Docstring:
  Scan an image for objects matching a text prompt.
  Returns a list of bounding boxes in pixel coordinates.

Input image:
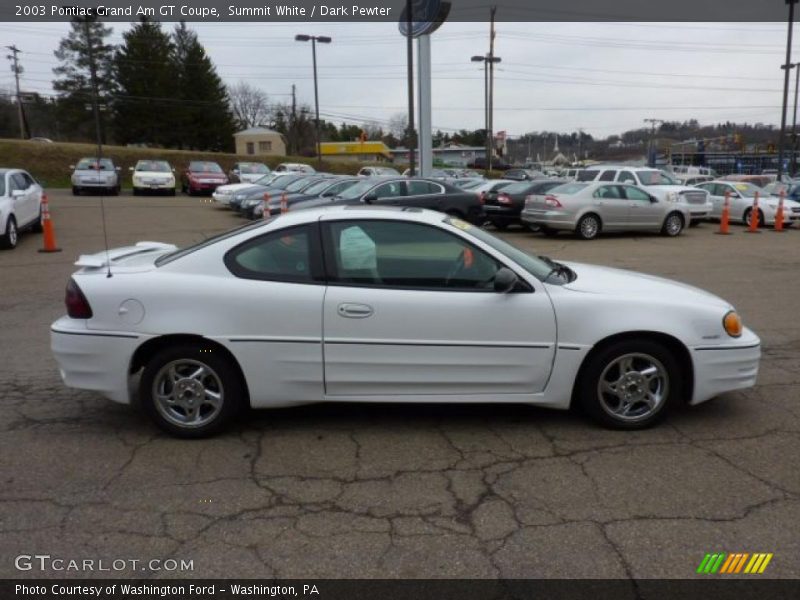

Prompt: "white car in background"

[0,168,43,249]
[51,207,759,437]
[578,166,712,225]
[275,162,316,174]
[229,162,271,184]
[212,172,286,206]
[130,160,176,196]
[695,180,800,227]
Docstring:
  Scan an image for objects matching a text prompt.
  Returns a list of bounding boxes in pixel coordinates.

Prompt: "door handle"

[337,303,374,318]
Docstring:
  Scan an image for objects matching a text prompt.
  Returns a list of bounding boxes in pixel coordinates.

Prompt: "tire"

[743,207,765,228]
[541,226,559,237]
[491,220,508,230]
[661,212,684,237]
[576,213,601,240]
[139,343,245,438]
[0,216,18,250]
[576,338,680,430]
[72,186,80,196]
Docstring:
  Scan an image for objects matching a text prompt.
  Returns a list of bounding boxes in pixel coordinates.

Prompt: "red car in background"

[180,161,228,195]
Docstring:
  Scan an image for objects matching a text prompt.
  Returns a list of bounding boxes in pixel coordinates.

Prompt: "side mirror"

[650,195,659,203]
[493,267,519,294]
[11,190,25,198]
[363,193,378,204]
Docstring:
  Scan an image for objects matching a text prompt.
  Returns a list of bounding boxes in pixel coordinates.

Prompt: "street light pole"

[778,0,798,181]
[791,62,800,176]
[471,54,500,175]
[295,34,331,168]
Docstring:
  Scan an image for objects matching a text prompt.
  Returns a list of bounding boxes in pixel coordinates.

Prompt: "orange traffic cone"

[280,192,289,214]
[745,191,761,233]
[262,192,270,220]
[38,193,62,253]
[774,190,786,233]
[716,191,732,235]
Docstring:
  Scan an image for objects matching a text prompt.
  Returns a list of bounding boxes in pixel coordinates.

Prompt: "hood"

[216,182,259,195]
[190,171,226,179]
[562,262,729,309]
[645,184,704,194]
[134,170,173,178]
[240,173,269,182]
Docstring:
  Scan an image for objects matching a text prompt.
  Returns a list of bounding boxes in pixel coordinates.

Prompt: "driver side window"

[372,182,404,199]
[325,220,500,291]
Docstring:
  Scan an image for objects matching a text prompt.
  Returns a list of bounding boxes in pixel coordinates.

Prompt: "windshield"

[731,182,766,198]
[76,158,114,170]
[240,163,270,174]
[549,182,589,195]
[576,170,599,182]
[285,177,320,193]
[338,179,378,200]
[639,171,677,186]
[446,217,561,283]
[189,161,223,173]
[304,179,338,195]
[135,160,170,172]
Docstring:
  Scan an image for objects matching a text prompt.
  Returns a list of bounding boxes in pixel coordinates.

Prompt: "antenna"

[82,17,112,278]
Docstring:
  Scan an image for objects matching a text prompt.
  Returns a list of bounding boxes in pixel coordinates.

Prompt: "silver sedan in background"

[521,181,692,240]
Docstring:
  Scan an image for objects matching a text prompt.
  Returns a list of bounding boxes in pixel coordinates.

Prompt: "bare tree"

[228,81,271,129]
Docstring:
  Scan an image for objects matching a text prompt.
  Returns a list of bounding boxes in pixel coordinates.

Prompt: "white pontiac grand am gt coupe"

[50,207,760,438]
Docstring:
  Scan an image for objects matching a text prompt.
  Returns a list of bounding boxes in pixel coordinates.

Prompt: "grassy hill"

[0,139,366,189]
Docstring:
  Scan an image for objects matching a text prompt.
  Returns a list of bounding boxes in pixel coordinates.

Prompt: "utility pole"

[290,84,297,154]
[644,118,664,167]
[488,6,497,170]
[790,63,800,176]
[5,45,24,139]
[779,0,798,181]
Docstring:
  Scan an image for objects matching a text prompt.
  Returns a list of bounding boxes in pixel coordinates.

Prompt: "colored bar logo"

[697,552,773,574]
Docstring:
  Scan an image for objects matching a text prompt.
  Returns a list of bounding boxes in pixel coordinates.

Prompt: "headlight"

[234,193,246,201]
[723,311,743,338]
[668,192,680,202]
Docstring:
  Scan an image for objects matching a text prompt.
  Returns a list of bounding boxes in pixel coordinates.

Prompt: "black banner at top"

[3,0,800,23]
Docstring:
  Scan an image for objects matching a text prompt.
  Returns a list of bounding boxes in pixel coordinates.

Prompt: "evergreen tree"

[53,17,114,142]
[113,18,175,146]
[170,22,235,151]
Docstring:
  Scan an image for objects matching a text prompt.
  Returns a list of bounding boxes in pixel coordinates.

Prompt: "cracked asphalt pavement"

[1,190,798,579]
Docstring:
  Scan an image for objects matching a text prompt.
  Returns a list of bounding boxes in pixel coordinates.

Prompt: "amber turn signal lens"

[723,311,742,338]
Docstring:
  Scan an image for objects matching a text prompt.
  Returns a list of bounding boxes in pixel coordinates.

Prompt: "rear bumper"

[50,317,141,404]
[690,329,761,405]
[520,208,575,230]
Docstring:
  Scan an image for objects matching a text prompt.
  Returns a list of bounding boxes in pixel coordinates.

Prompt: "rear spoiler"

[75,241,177,268]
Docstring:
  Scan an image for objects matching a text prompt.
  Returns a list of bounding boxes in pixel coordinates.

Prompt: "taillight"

[65,279,93,319]
[497,193,513,205]
[545,195,562,208]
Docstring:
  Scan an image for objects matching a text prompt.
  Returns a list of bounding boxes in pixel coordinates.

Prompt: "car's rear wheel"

[0,216,18,249]
[661,212,684,237]
[140,344,244,438]
[743,207,765,228]
[577,339,680,430]
[576,214,601,240]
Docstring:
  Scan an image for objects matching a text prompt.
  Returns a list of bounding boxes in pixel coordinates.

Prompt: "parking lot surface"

[1,189,798,579]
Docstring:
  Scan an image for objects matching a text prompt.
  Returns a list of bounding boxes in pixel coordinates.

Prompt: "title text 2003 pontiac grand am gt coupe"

[51,207,760,438]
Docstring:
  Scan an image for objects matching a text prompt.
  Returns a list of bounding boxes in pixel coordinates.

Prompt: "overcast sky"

[0,20,795,140]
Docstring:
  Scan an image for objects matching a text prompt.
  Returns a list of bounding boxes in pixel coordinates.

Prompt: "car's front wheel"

[0,216,18,249]
[140,344,245,438]
[576,339,680,429]
[661,212,684,237]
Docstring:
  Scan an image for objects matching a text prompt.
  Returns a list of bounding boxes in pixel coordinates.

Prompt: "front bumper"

[690,328,760,405]
[50,317,142,404]
[133,180,174,191]
[74,180,117,189]
[212,191,234,205]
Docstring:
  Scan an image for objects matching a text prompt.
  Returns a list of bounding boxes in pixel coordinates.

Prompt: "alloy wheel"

[597,353,669,422]
[152,359,224,428]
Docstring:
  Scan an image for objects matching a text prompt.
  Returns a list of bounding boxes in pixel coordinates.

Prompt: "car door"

[403,180,445,209]
[320,217,557,398]
[9,172,34,226]
[366,180,407,205]
[592,184,629,229]
[623,185,662,229]
[222,223,327,405]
